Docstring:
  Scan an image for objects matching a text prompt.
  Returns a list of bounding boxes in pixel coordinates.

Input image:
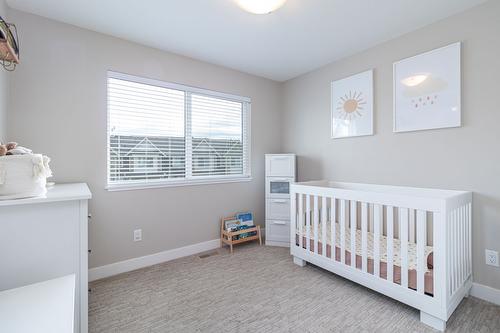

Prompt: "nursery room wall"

[282,0,500,290]
[0,0,8,140]
[7,9,282,270]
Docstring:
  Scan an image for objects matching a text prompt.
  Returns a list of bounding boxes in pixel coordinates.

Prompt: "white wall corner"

[470,282,500,306]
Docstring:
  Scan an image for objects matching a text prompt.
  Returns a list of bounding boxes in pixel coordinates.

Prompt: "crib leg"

[420,311,446,331]
[293,256,306,267]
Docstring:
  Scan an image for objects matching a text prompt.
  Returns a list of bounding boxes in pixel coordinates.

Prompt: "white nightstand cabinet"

[0,183,92,333]
[265,154,296,247]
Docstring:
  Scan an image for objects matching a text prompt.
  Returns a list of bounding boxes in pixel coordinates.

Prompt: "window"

[107,71,251,189]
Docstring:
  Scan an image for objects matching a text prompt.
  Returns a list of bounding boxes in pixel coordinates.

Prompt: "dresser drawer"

[266,220,290,242]
[265,155,295,177]
[266,198,290,220]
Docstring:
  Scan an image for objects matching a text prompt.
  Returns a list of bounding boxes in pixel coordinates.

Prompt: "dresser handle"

[272,199,287,203]
[273,221,287,225]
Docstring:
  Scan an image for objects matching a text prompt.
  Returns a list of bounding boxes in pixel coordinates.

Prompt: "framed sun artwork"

[393,42,461,133]
[331,70,374,139]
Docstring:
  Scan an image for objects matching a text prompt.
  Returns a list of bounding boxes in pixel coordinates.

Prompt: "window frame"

[106,71,252,191]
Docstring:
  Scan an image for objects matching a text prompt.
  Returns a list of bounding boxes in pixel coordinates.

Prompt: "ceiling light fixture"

[235,0,288,14]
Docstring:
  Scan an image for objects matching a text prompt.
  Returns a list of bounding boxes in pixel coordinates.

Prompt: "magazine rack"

[220,216,262,253]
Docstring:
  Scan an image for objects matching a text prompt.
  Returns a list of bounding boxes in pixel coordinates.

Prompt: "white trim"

[106,176,252,191]
[107,70,251,103]
[89,238,220,281]
[470,282,500,306]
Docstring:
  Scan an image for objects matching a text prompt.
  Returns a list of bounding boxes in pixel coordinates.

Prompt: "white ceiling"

[7,0,487,81]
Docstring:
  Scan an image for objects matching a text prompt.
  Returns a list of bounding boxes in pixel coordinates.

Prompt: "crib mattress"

[297,222,433,271]
[296,222,434,295]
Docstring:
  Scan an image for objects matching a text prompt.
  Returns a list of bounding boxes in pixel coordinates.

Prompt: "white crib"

[290,181,472,331]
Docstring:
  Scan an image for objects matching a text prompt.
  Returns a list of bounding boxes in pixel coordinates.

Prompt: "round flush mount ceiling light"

[235,0,288,14]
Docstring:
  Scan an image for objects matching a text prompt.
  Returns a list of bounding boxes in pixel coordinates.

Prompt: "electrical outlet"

[485,249,499,267]
[134,229,142,242]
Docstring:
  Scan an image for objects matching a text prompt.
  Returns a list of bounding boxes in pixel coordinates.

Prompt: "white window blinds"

[107,71,251,189]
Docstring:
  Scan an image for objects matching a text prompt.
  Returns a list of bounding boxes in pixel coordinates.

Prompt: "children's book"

[224,218,242,231]
[235,212,254,227]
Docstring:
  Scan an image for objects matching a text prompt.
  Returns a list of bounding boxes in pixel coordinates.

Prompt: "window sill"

[106,176,253,192]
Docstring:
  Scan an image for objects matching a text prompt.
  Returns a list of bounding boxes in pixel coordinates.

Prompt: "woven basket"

[0,154,52,200]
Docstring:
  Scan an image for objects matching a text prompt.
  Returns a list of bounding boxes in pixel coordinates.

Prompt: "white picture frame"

[393,42,461,133]
[331,70,374,139]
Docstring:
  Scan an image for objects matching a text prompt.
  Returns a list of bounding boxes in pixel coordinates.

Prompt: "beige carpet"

[89,243,500,333]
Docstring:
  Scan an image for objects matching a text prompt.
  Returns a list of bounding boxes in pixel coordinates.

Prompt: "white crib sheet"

[297,222,433,272]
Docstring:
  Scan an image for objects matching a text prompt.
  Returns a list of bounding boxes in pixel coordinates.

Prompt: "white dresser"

[0,183,92,333]
[265,154,296,247]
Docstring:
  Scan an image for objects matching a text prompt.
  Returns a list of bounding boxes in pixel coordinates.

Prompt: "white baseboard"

[89,238,220,281]
[470,282,500,306]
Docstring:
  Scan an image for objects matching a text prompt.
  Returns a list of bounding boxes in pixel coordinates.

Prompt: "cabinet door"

[266,220,290,242]
[266,155,295,177]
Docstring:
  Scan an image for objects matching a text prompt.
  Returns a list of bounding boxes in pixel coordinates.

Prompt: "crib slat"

[456,208,460,291]
[459,206,465,285]
[291,192,296,248]
[374,204,382,278]
[416,210,426,294]
[450,212,453,296]
[467,203,472,275]
[409,209,416,243]
[361,203,368,273]
[457,208,461,289]
[369,204,374,233]
[450,209,455,294]
[465,205,469,278]
[457,207,461,287]
[452,209,458,293]
[313,196,319,254]
[387,206,394,283]
[350,201,357,268]
[306,195,311,252]
[463,206,466,280]
[461,206,466,284]
[340,200,346,264]
[322,196,327,257]
[331,197,336,260]
[400,208,409,289]
[298,194,303,249]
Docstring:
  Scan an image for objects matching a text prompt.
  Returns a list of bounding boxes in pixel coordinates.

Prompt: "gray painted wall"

[0,0,8,141]
[7,9,282,268]
[282,0,500,289]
